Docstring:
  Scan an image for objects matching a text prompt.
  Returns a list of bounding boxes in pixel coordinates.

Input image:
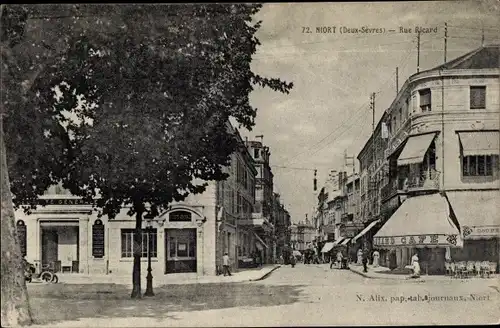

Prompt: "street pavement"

[28,263,499,327]
[53,265,280,286]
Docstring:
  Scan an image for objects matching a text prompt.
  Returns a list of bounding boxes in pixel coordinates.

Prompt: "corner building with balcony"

[373,45,500,274]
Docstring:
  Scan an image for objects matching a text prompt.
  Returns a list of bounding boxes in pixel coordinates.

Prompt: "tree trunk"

[130,205,144,299]
[0,121,33,326]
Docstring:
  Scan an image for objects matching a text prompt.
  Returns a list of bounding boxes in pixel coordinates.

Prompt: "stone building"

[370,45,499,274]
[15,123,257,277]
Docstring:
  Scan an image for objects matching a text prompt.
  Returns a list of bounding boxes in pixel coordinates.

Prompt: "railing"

[406,169,440,190]
[381,169,440,200]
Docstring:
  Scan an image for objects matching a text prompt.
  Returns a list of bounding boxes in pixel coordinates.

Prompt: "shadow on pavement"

[28,282,306,325]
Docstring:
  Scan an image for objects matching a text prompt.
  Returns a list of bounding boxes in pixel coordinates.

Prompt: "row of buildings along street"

[311,44,499,275]
[15,122,292,277]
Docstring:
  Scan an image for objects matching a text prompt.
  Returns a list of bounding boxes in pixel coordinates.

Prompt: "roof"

[431,45,500,71]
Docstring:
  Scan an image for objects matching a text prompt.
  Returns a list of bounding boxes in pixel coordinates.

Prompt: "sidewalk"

[349,263,499,282]
[54,265,280,286]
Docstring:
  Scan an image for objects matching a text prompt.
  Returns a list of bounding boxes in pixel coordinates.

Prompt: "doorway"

[40,224,79,273]
[165,228,197,274]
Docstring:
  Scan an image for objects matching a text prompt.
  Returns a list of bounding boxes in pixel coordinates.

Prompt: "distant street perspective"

[1,2,499,328]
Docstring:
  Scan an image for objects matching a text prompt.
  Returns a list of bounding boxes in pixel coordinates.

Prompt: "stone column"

[79,217,90,274]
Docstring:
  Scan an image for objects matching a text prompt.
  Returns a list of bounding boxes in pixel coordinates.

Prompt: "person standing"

[372,250,380,268]
[357,248,363,265]
[362,252,368,273]
[410,252,420,278]
[223,252,232,276]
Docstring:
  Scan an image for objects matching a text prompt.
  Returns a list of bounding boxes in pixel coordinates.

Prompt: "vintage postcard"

[1,2,499,327]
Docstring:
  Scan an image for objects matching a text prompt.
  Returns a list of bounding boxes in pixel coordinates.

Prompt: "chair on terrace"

[465,261,475,279]
[473,261,482,277]
[487,262,497,278]
[450,262,457,278]
[456,261,466,279]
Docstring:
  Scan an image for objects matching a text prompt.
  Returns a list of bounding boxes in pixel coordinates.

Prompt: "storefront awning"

[457,131,499,156]
[373,193,461,248]
[397,133,437,166]
[332,238,345,246]
[341,238,351,245]
[254,233,269,249]
[321,242,335,253]
[446,190,500,240]
[352,220,380,243]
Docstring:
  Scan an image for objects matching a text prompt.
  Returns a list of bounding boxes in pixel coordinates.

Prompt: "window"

[462,155,495,176]
[470,86,486,109]
[169,235,196,258]
[419,89,431,112]
[121,229,157,258]
[254,148,260,159]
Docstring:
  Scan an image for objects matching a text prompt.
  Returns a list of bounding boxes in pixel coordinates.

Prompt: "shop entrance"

[165,228,197,274]
[40,222,79,273]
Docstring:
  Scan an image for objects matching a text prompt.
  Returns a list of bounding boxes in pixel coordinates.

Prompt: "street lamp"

[144,213,154,297]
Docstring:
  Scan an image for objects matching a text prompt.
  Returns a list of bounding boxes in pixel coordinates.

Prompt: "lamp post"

[144,214,154,297]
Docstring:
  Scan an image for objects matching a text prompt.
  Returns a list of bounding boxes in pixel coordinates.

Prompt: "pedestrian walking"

[336,250,343,269]
[223,252,232,276]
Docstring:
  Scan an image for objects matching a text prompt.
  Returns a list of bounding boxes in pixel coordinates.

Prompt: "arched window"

[169,211,192,222]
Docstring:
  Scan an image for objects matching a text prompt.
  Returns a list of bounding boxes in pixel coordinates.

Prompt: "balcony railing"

[382,169,440,201]
[406,169,440,190]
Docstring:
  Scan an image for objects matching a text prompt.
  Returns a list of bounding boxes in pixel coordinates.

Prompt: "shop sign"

[41,198,90,206]
[385,131,409,158]
[462,225,500,239]
[374,234,460,247]
[92,219,105,258]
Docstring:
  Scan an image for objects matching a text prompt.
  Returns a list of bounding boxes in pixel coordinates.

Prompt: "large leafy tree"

[3,3,293,301]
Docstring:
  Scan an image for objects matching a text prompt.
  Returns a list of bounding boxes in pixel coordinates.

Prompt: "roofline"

[357,45,500,161]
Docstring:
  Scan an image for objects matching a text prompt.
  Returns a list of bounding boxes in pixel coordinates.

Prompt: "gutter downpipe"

[440,69,445,192]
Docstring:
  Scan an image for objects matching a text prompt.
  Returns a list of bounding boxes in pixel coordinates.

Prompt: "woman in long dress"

[411,253,421,277]
[372,250,380,268]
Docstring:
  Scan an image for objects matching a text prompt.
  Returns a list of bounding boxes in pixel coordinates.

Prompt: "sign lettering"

[373,234,461,247]
[41,198,90,206]
[92,219,105,258]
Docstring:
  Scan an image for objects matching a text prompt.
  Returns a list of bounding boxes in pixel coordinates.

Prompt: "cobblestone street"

[29,264,499,327]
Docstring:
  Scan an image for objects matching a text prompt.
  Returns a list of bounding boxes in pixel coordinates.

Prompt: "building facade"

[15,123,258,277]
[272,193,291,259]
[290,219,316,252]
[244,139,276,263]
[370,45,500,274]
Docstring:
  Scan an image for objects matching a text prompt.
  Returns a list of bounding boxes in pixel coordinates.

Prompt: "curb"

[249,265,281,282]
[348,267,401,280]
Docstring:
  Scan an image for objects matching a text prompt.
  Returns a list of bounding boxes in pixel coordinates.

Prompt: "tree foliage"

[3,4,293,298]
[6,4,292,215]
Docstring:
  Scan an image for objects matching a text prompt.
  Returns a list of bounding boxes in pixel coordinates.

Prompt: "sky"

[237,1,500,223]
